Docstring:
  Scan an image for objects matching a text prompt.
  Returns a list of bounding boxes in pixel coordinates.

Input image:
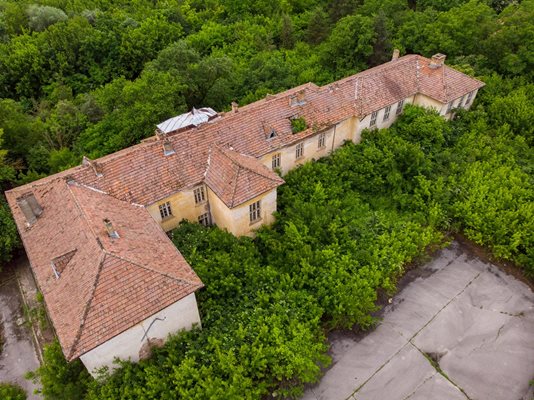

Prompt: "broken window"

[159,201,172,219]
[249,200,261,223]
[194,186,206,204]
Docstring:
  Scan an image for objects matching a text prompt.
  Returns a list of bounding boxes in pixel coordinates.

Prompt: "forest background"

[0,0,532,398]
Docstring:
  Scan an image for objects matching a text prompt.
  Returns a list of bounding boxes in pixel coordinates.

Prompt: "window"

[370,111,378,127]
[159,202,172,219]
[318,132,326,148]
[194,186,206,204]
[249,200,261,223]
[198,212,211,227]
[295,142,304,159]
[458,95,465,107]
[272,153,281,169]
[466,91,474,105]
[396,99,404,115]
[383,105,391,121]
[447,101,453,113]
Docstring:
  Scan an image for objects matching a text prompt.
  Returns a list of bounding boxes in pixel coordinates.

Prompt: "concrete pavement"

[0,262,41,399]
[303,241,534,400]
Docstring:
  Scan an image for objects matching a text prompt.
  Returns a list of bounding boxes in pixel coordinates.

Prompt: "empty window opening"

[194,186,206,204]
[396,99,404,115]
[383,105,391,121]
[159,202,172,219]
[198,212,212,227]
[272,153,281,169]
[295,142,304,159]
[318,133,326,148]
[249,200,261,223]
[370,111,378,127]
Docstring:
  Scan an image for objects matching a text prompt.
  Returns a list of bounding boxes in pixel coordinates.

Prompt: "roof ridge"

[66,181,103,250]
[67,251,106,360]
[230,163,241,208]
[222,147,282,183]
[103,251,202,288]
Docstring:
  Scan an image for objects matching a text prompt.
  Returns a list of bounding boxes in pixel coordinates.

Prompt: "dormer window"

[267,128,277,139]
[17,193,43,227]
[51,249,77,279]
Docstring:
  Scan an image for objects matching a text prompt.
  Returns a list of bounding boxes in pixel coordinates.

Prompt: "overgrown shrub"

[0,382,26,400]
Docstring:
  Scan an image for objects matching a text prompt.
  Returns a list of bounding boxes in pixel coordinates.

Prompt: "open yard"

[304,241,534,400]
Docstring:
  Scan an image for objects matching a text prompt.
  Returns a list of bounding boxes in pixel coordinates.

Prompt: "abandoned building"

[5,52,484,375]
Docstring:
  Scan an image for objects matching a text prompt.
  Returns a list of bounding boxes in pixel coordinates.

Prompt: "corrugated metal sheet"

[157,107,217,133]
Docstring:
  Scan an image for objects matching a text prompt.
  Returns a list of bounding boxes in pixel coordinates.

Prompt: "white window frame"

[318,132,326,148]
[272,153,281,169]
[296,142,304,159]
[458,95,465,108]
[249,200,261,223]
[447,101,453,113]
[396,99,404,115]
[194,186,206,204]
[159,201,172,219]
[383,105,391,121]
[198,212,211,227]
[370,111,378,127]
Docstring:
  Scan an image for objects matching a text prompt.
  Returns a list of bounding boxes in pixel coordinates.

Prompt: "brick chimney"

[429,53,446,69]
[231,101,239,113]
[82,156,103,177]
[162,138,175,156]
[392,49,400,61]
[103,218,120,239]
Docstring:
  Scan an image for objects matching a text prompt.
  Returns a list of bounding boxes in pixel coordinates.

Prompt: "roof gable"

[205,146,284,208]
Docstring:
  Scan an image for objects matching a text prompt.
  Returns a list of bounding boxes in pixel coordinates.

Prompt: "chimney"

[429,53,446,69]
[103,218,120,239]
[392,49,400,61]
[17,193,42,226]
[82,156,103,177]
[231,101,239,113]
[163,138,175,156]
[290,90,306,107]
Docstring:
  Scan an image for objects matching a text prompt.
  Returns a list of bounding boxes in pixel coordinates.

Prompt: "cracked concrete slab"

[303,241,534,400]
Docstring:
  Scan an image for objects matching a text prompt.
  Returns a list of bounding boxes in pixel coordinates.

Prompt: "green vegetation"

[2,0,532,397]
[0,382,26,400]
[290,117,307,134]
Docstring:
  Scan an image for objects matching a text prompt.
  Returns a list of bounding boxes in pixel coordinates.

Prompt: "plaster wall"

[80,293,201,376]
[147,185,209,231]
[355,95,416,137]
[208,188,277,237]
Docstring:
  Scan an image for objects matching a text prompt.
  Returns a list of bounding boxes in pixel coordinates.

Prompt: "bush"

[0,382,26,400]
[27,5,68,32]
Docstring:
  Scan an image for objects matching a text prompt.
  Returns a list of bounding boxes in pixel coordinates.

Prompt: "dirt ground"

[303,240,534,400]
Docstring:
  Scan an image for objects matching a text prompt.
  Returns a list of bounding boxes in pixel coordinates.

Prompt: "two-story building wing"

[5,52,484,374]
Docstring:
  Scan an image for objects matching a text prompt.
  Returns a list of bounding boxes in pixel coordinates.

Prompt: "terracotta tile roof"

[10,54,483,209]
[4,54,483,360]
[5,179,203,360]
[205,146,284,208]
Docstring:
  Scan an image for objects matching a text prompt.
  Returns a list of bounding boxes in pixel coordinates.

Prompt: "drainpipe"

[331,124,337,154]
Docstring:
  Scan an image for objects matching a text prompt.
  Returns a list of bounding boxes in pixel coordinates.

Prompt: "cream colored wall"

[356,95,416,137]
[414,93,446,115]
[259,118,356,176]
[80,293,201,377]
[208,188,277,237]
[147,185,210,231]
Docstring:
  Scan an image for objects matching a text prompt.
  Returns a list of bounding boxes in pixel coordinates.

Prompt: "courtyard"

[303,241,534,400]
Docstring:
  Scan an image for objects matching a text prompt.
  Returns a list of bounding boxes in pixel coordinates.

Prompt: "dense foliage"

[0,382,26,400]
[3,0,532,397]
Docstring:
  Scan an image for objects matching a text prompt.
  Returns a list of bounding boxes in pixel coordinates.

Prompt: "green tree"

[0,382,26,400]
